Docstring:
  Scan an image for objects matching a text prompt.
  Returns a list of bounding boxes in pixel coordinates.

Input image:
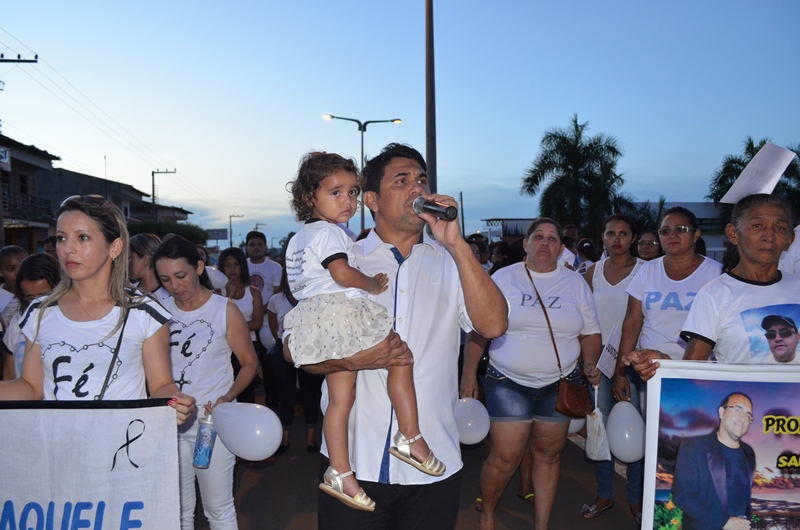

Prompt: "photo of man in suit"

[672,392,756,530]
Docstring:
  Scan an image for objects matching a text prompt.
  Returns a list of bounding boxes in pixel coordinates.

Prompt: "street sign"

[206,228,227,240]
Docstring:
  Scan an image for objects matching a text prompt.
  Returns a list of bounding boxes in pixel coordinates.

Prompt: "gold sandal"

[388,432,445,476]
[319,466,376,512]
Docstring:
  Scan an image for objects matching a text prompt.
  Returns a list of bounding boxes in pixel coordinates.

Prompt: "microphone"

[412,196,458,221]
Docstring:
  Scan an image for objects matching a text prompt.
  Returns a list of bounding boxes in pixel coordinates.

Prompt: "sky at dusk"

[2,1,798,247]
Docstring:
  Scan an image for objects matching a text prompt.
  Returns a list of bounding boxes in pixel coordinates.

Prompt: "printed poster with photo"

[643,361,800,530]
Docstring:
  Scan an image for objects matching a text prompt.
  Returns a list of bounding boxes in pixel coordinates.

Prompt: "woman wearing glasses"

[614,207,721,401]
[0,195,195,422]
[636,230,662,261]
[626,194,800,379]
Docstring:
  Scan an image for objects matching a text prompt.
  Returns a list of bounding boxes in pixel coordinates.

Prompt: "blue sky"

[2,1,798,247]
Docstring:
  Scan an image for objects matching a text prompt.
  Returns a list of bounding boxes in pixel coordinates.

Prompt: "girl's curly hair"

[290,151,358,221]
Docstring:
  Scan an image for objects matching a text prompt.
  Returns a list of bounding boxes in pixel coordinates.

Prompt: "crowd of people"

[0,142,797,530]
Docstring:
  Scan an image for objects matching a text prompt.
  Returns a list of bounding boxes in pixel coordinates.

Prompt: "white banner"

[0,400,179,529]
[643,361,800,530]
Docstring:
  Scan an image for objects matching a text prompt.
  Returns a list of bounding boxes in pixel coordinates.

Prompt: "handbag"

[523,266,593,418]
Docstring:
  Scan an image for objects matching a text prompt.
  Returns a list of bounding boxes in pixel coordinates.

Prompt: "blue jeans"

[483,363,582,422]
[589,367,645,503]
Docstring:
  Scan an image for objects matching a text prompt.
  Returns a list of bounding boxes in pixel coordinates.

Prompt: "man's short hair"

[720,392,752,409]
[761,315,797,332]
[361,143,426,195]
[245,231,266,245]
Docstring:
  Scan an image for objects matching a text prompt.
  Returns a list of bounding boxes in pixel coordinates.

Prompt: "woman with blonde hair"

[0,195,194,419]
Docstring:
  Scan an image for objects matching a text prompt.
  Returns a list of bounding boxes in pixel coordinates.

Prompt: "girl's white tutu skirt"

[284,292,394,367]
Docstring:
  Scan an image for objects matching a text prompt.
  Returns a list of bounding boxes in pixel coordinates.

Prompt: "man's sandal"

[388,432,446,476]
[319,466,376,512]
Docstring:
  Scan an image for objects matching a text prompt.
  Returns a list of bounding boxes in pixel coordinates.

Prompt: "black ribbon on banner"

[111,419,145,471]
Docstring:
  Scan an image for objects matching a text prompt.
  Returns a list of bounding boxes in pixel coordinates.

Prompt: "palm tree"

[617,196,667,233]
[521,114,626,243]
[707,137,800,219]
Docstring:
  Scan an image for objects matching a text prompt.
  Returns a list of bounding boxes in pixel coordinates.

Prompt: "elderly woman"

[627,194,800,381]
[461,218,601,530]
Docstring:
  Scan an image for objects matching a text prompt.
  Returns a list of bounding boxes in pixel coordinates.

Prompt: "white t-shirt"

[681,271,800,364]
[626,256,721,359]
[0,290,19,328]
[489,262,601,388]
[161,293,233,431]
[3,311,24,378]
[20,298,171,401]
[592,257,644,344]
[778,226,800,275]
[285,220,365,300]
[132,281,170,302]
[320,230,474,486]
[247,257,281,300]
[266,292,295,339]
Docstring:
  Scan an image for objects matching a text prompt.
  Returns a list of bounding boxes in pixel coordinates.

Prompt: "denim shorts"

[483,363,583,423]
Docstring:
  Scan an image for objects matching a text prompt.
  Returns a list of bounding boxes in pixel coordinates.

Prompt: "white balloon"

[213,402,283,461]
[568,417,586,434]
[606,401,645,463]
[454,398,490,445]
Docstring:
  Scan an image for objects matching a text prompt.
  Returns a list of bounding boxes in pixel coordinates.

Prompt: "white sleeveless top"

[592,257,644,344]
[231,286,256,341]
[162,293,233,431]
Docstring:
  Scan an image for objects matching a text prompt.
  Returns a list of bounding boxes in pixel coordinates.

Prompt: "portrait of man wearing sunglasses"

[761,315,799,364]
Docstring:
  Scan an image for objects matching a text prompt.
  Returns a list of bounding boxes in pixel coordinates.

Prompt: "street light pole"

[323,114,401,232]
[229,214,243,248]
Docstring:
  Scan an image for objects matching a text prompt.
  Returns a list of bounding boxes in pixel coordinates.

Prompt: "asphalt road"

[195,418,638,530]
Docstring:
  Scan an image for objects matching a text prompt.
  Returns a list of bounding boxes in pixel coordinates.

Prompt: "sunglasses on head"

[60,194,109,208]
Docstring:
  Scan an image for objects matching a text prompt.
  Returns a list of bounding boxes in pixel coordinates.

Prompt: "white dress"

[283,220,393,367]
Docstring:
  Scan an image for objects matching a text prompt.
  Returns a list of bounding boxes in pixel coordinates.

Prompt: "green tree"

[707,137,800,221]
[521,114,628,244]
[617,195,667,233]
[127,220,208,244]
[267,231,295,261]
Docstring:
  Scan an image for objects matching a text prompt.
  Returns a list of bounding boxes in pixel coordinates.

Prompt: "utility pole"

[229,214,243,248]
[0,54,39,247]
[0,54,39,64]
[151,169,176,220]
[254,222,267,232]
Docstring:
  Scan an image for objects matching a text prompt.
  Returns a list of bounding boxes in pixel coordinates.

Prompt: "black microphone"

[412,196,458,221]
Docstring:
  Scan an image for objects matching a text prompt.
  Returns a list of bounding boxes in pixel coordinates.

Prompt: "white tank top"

[231,286,256,341]
[592,257,644,344]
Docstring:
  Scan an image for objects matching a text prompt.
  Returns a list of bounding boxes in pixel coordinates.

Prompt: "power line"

[0,27,246,213]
